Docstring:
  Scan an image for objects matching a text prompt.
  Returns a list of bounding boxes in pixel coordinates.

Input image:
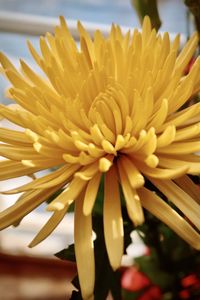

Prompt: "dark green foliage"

[55,244,76,262]
[54,178,200,300]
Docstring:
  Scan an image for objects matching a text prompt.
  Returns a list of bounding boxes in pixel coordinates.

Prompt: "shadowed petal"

[138,187,200,250]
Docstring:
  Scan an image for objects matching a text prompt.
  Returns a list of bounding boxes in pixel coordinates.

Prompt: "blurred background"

[0,1,196,299]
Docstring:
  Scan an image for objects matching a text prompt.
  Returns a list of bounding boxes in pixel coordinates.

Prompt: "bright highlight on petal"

[0,15,200,299]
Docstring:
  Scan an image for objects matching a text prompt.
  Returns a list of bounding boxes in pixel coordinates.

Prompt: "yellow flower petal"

[175,123,200,142]
[147,99,168,129]
[119,156,144,189]
[33,142,64,158]
[3,164,79,194]
[47,177,87,211]
[157,125,176,148]
[104,166,124,270]
[174,175,200,205]
[99,155,113,172]
[0,144,40,161]
[83,172,102,216]
[0,51,18,73]
[138,187,200,250]
[150,178,200,230]
[74,191,95,300]
[157,141,200,155]
[21,157,63,169]
[0,127,32,145]
[175,32,198,74]
[29,207,68,247]
[75,161,99,180]
[0,160,39,180]
[157,102,200,133]
[158,154,200,175]
[136,161,188,179]
[118,161,144,226]
[0,185,63,230]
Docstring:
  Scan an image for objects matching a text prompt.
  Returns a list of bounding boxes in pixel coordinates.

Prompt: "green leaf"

[93,214,122,300]
[70,290,83,300]
[135,254,174,291]
[131,0,161,30]
[71,275,81,290]
[92,175,104,216]
[122,289,146,300]
[46,188,64,204]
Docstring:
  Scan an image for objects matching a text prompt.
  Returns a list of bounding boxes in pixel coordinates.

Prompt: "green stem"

[131,0,161,30]
[93,215,122,300]
[148,219,169,270]
[184,0,200,53]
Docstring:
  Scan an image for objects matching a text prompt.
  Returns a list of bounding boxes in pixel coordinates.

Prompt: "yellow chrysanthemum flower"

[0,16,200,299]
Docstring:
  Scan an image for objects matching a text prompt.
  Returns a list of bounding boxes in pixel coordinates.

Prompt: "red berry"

[138,285,162,300]
[179,289,190,299]
[121,267,150,292]
[181,274,199,288]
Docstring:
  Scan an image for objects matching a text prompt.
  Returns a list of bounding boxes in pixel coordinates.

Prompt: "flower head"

[0,16,200,299]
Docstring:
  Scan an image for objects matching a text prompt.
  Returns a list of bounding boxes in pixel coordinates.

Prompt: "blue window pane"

[0,0,188,34]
